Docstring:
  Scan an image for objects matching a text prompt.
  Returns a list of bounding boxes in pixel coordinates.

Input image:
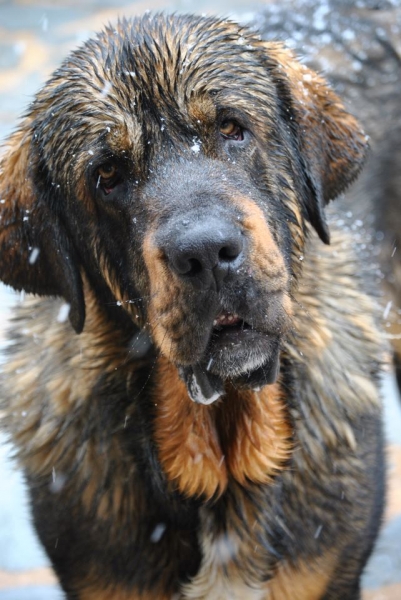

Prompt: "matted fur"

[0,13,385,600]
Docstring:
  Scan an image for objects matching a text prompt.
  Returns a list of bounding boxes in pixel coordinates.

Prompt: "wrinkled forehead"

[96,16,270,93]
[51,18,276,116]
[32,16,278,167]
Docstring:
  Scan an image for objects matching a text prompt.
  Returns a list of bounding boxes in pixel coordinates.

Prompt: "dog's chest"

[182,572,265,600]
[179,517,334,600]
[181,545,266,600]
[179,509,268,600]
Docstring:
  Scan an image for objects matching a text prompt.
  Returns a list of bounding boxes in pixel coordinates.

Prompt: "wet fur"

[258,0,401,394]
[0,13,385,600]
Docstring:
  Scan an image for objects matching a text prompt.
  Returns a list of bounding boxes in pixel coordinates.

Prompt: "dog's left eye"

[98,163,117,179]
[220,120,244,141]
[95,163,120,195]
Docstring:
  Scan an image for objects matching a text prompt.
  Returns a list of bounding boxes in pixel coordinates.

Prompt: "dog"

[0,13,385,600]
[257,0,401,394]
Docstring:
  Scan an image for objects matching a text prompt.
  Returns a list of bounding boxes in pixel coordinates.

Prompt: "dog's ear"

[260,42,368,244]
[0,125,85,332]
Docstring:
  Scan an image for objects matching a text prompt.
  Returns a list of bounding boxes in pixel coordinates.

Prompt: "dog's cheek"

[238,199,293,324]
[141,231,210,362]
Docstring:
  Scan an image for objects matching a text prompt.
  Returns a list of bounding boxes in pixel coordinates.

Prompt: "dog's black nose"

[165,219,245,290]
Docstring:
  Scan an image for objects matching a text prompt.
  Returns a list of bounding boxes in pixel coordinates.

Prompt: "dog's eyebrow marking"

[187,95,217,125]
[87,118,143,170]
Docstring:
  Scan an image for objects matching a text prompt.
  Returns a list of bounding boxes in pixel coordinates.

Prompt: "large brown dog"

[0,14,385,600]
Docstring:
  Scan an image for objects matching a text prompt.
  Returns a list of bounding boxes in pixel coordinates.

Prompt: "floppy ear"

[0,125,85,332]
[261,42,368,244]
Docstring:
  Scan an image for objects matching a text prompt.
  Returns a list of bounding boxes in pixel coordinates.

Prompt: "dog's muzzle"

[150,211,287,405]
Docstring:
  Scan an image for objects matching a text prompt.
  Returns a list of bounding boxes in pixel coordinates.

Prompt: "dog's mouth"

[178,309,281,406]
[213,312,242,328]
[212,311,250,340]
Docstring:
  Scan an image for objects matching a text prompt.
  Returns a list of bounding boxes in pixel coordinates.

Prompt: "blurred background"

[0,0,400,598]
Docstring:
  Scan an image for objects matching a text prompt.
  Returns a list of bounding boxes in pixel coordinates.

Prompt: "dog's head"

[0,15,367,403]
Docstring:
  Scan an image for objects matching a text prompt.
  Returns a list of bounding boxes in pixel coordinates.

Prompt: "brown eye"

[98,163,117,180]
[96,162,120,195]
[220,120,244,141]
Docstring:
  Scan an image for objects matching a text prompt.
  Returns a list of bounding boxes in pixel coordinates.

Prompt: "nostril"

[218,245,241,262]
[174,255,203,277]
[186,258,203,277]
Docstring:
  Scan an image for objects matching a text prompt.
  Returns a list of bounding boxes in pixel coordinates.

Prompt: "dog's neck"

[154,357,292,501]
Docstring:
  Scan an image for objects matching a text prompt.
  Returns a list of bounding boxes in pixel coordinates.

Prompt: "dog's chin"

[178,327,281,405]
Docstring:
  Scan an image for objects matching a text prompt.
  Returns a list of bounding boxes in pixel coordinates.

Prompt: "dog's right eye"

[95,163,120,195]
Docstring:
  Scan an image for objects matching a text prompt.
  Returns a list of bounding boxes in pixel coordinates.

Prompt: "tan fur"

[142,231,185,359]
[214,384,292,486]
[154,358,228,500]
[267,553,337,600]
[240,199,290,291]
[155,359,292,500]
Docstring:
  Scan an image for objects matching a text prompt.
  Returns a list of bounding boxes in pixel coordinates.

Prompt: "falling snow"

[383,301,393,320]
[40,14,48,33]
[57,303,71,323]
[314,524,323,539]
[150,523,166,543]
[101,81,112,97]
[28,247,40,265]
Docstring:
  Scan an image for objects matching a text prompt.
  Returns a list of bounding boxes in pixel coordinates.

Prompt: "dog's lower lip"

[211,322,260,346]
[212,323,250,343]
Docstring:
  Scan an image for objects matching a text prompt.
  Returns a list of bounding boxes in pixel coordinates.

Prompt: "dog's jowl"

[0,14,385,600]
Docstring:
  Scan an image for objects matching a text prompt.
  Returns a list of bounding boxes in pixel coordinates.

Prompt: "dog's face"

[0,15,366,403]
